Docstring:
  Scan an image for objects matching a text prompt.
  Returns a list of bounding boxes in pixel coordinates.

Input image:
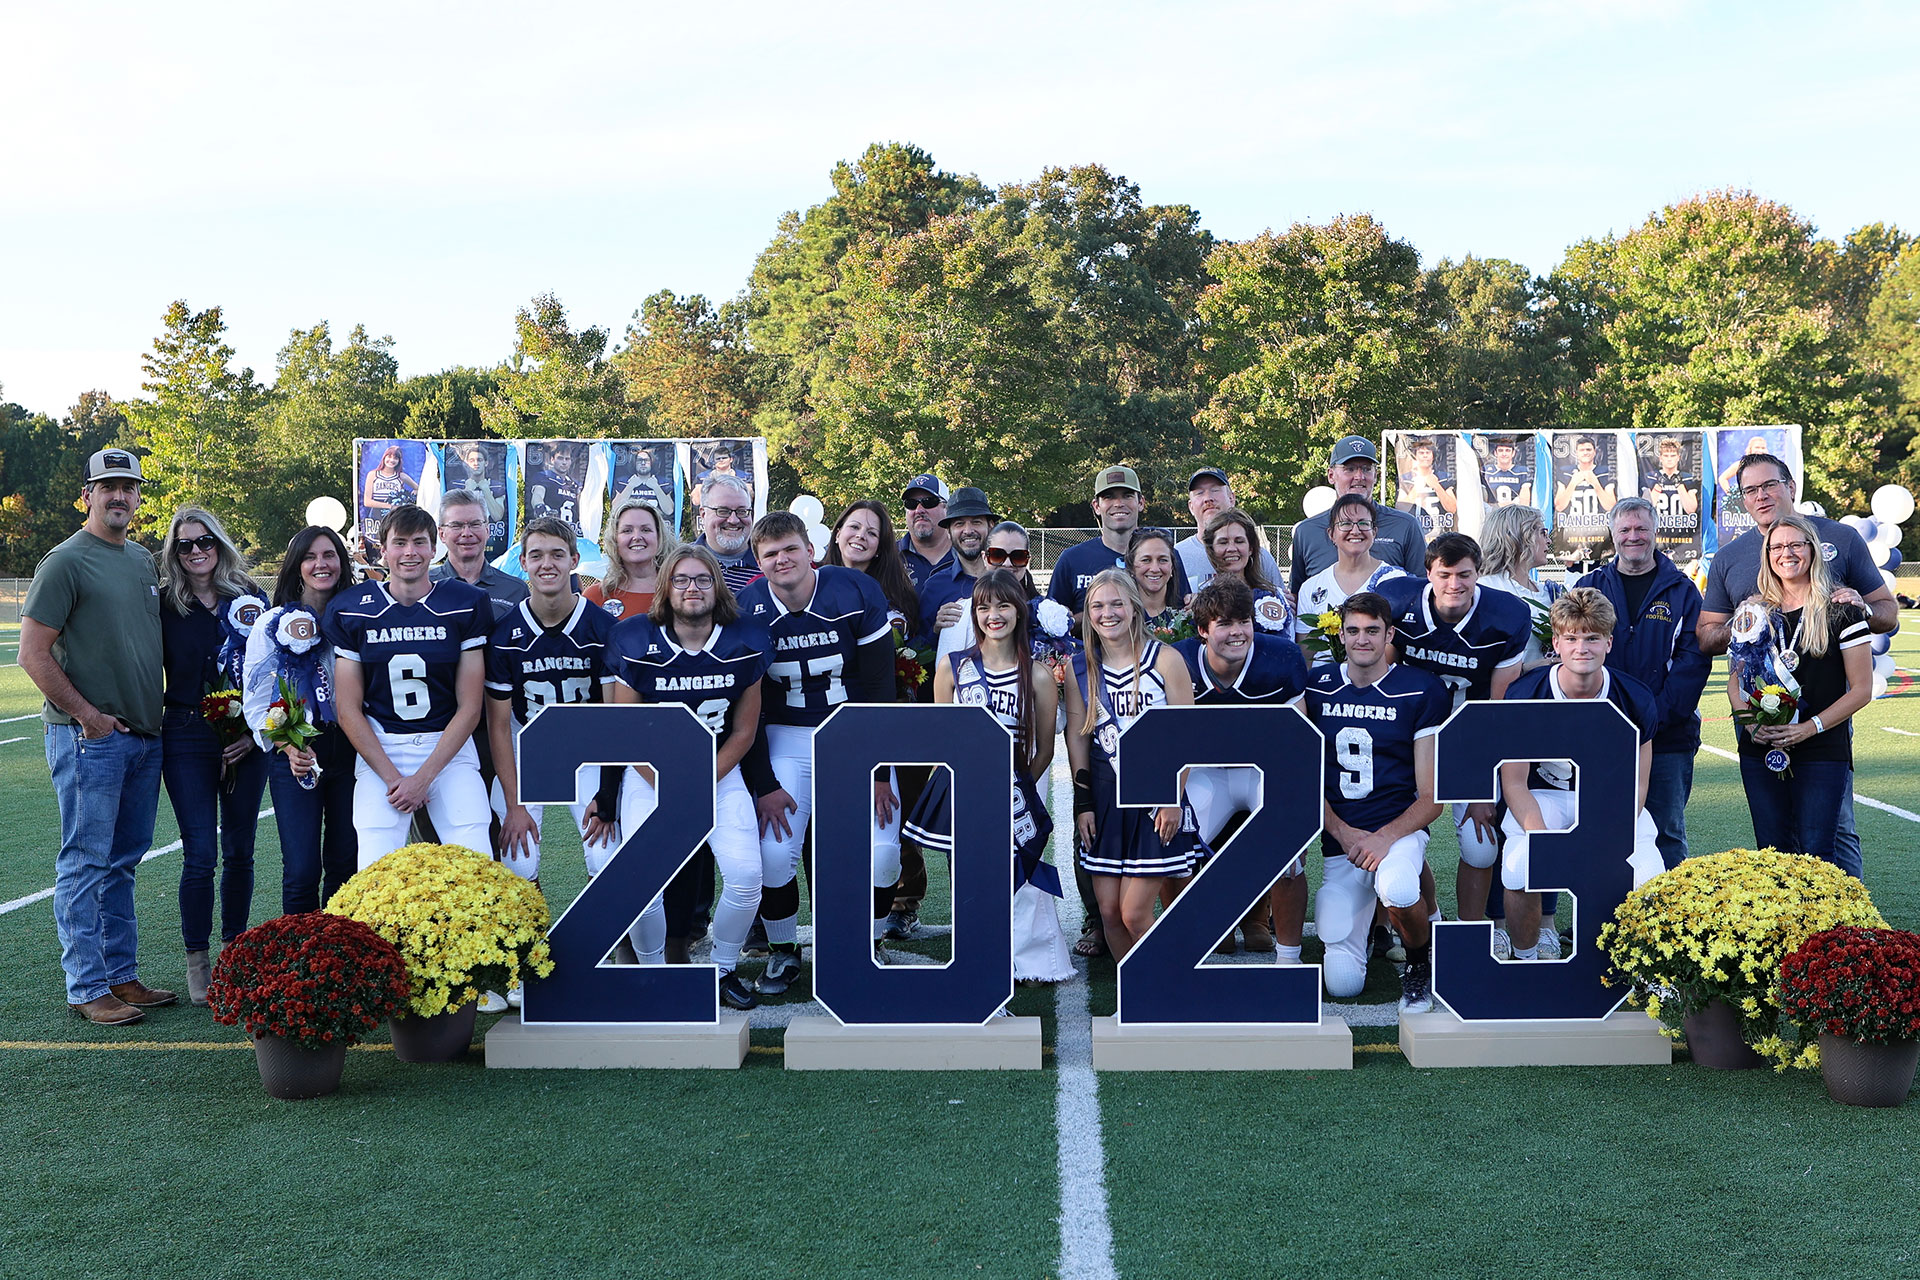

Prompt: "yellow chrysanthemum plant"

[1596,848,1885,1069]
[326,843,556,1018]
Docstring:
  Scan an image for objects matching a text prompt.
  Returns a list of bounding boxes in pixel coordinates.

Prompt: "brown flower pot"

[1819,1033,1920,1107]
[253,1033,348,1100]
[1682,998,1765,1069]
[389,1002,479,1063]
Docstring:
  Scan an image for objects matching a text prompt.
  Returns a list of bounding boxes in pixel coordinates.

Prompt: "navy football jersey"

[527,467,583,531]
[484,597,619,725]
[1645,471,1698,529]
[1504,663,1657,791]
[1175,633,1308,705]
[612,616,769,741]
[736,565,892,728]
[325,578,491,733]
[1483,464,1530,506]
[1561,468,1612,522]
[1377,576,1530,708]
[1304,662,1452,833]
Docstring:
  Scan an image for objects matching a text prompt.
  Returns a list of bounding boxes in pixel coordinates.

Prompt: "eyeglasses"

[173,534,220,554]
[1739,478,1786,499]
[704,507,751,524]
[1768,540,1812,555]
[903,496,943,511]
[984,547,1031,567]
[1333,520,1375,532]
[441,520,486,533]
[670,574,716,590]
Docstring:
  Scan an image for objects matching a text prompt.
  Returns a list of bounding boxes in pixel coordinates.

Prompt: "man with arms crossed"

[327,506,494,866]
[1697,452,1895,879]
[21,449,175,1025]
[1303,592,1452,1012]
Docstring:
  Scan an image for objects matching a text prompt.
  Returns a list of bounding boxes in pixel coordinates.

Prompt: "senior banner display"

[1544,429,1633,565]
[355,438,438,564]
[1469,431,1543,532]
[1633,430,1707,565]
[1387,431,1469,540]
[1708,425,1803,553]
[435,439,516,560]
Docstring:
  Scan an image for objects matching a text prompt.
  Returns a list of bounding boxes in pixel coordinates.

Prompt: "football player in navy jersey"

[1174,579,1310,956]
[526,441,585,535]
[1376,533,1532,947]
[736,511,896,995]
[1303,592,1452,1011]
[327,506,494,867]
[610,544,769,1010]
[1499,588,1664,960]
[485,518,621,882]
[1642,437,1700,530]
[1555,435,1616,523]
[1481,438,1532,508]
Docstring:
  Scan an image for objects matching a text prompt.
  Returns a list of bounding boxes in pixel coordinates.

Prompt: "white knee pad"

[1315,854,1376,948]
[1454,801,1501,869]
[1186,766,1261,847]
[1375,832,1428,910]
[1322,938,1368,999]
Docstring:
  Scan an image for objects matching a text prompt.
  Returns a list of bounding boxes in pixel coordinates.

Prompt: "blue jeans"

[1648,750,1695,869]
[162,707,268,951]
[269,723,359,914]
[46,724,164,1004]
[1739,755,1858,877]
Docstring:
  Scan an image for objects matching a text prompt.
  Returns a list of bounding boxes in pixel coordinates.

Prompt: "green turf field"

[3,617,1917,1279]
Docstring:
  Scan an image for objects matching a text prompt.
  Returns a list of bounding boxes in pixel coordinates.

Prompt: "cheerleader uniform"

[1077,640,1196,878]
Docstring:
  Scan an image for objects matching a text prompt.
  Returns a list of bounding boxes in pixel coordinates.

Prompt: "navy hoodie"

[1575,553,1710,754]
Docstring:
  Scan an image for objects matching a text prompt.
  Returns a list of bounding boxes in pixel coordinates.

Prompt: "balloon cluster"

[790,495,832,559]
[1836,485,1914,699]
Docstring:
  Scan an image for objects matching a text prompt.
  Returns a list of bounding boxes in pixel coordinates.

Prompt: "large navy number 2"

[515,704,720,1024]
[1116,705,1325,1025]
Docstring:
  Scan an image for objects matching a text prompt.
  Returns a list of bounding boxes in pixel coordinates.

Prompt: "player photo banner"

[1633,430,1706,565]
[1467,431,1545,538]
[518,439,607,544]
[1387,431,1467,540]
[604,440,685,535]
[355,439,437,565]
[682,437,769,527]
[434,440,515,562]
[1708,425,1803,556]
[1544,430,1633,566]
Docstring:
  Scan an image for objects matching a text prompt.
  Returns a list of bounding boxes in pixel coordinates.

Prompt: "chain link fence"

[1029,527,1294,591]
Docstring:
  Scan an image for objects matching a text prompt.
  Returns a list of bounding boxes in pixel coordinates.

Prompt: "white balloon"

[1872,672,1889,700]
[790,494,825,524]
[1872,538,1894,568]
[1302,486,1336,518]
[1873,650,1895,674]
[1794,500,1823,516]
[805,523,833,555]
[1871,484,1916,526]
[1883,569,1900,597]
[305,495,349,531]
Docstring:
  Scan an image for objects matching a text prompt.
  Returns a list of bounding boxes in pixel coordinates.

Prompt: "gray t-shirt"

[431,561,529,620]
[1175,535,1283,594]
[1702,515,1881,615]
[1289,505,1427,594]
[24,529,164,736]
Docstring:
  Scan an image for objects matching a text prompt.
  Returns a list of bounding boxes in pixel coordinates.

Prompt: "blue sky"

[3,1,1915,417]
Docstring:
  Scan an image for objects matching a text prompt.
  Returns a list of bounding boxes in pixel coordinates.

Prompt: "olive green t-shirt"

[24,529,164,736]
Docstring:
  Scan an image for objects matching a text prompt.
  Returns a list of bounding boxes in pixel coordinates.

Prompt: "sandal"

[1073,927,1109,959]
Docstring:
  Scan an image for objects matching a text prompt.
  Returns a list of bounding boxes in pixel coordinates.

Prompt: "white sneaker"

[1536,927,1563,961]
[506,986,524,1009]
[477,990,509,1013]
[1490,926,1513,960]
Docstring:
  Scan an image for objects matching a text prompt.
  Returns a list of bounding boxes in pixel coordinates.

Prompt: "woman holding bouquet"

[1728,513,1873,874]
[1125,527,1182,632]
[243,526,359,914]
[1293,495,1408,661]
[160,507,269,1005]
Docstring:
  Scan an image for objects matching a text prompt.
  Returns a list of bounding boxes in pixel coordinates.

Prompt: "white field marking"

[1699,744,1920,824]
[1,712,41,723]
[0,807,275,917]
[0,737,25,746]
[1050,763,1117,1280]
[1885,728,1920,738]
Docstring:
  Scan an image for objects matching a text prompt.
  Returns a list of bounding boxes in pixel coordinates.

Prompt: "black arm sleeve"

[594,765,623,818]
[851,634,895,705]
[740,722,778,797]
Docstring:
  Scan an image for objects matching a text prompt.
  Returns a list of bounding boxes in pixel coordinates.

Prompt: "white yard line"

[1699,743,1919,824]
[0,808,275,917]
[1,712,41,723]
[1050,764,1118,1280]
[0,737,25,747]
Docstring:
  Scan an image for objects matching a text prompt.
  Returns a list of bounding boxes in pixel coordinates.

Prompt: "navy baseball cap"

[1189,467,1230,489]
[903,474,949,503]
[1329,436,1378,466]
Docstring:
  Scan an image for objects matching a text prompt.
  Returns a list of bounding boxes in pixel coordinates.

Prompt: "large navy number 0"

[1432,699,1639,1021]
[1116,705,1324,1024]
[515,704,721,1024]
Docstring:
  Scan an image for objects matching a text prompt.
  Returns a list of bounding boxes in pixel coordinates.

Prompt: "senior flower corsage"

[258,603,334,790]
[217,593,269,688]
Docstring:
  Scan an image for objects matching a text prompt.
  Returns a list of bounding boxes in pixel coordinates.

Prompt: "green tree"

[1194,214,1440,519]
[1424,256,1566,432]
[398,367,504,440]
[122,301,265,542]
[480,293,638,439]
[254,322,405,551]
[1862,242,1920,542]
[616,290,762,438]
[1823,221,1912,336]
[1558,191,1881,503]
[0,390,122,572]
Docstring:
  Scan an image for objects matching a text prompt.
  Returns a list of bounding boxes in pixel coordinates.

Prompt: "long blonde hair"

[598,497,678,596]
[1079,568,1149,735]
[160,506,257,615]
[1755,513,1836,658]
[1480,502,1545,582]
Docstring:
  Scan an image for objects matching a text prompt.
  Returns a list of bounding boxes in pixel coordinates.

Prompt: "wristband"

[1811,714,1826,735]
[1072,768,1096,818]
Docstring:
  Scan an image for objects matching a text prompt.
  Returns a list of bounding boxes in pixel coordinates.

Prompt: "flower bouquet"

[327,842,555,1021]
[201,685,250,789]
[1774,926,1920,1101]
[894,632,933,700]
[1734,682,1799,777]
[1305,609,1345,664]
[263,675,324,790]
[1597,848,1885,1069]
[1149,609,1196,645]
[208,911,410,1099]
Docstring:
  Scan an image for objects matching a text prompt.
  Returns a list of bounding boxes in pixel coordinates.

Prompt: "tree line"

[3,141,1917,573]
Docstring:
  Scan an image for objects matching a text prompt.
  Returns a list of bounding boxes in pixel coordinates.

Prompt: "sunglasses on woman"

[174,534,220,554]
[984,547,1031,568]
